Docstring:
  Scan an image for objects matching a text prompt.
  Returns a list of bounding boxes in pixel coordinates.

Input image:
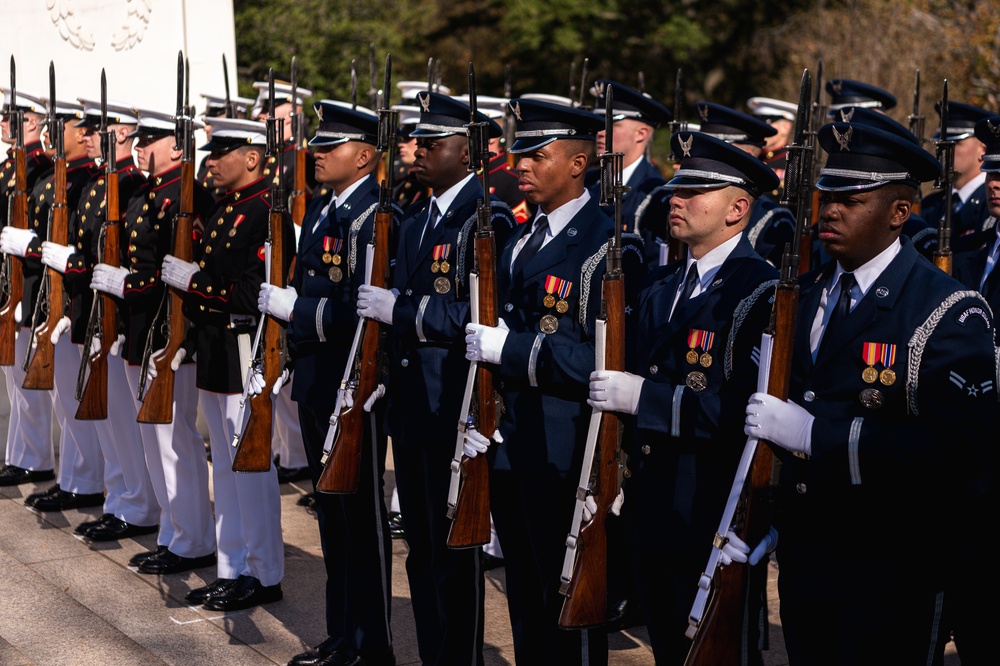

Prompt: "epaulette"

[724,279,778,380]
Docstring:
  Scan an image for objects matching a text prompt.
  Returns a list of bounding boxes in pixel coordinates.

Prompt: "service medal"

[879,368,896,386]
[332,254,342,266]
[432,244,451,277]
[324,237,343,266]
[328,266,343,282]
[862,367,879,383]
[539,314,559,334]
[543,294,557,309]
[556,299,569,314]
[862,342,897,388]
[686,371,708,392]
[322,252,333,264]
[699,353,713,368]
[544,275,573,316]
[439,260,450,274]
[685,350,700,365]
[434,276,451,294]
[431,261,440,273]
[859,387,884,409]
[687,329,716,370]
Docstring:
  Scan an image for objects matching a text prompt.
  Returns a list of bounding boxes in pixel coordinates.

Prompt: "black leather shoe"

[287,636,350,666]
[24,484,61,507]
[137,549,216,575]
[276,465,311,484]
[185,577,237,604]
[605,597,641,633]
[387,511,405,539]
[297,492,317,510]
[75,513,116,535]
[482,553,505,571]
[129,545,169,567]
[31,488,105,512]
[0,465,55,486]
[83,517,158,542]
[202,574,282,611]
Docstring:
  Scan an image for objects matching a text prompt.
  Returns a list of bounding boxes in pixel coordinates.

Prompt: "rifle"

[75,69,118,420]
[316,53,397,494]
[223,54,234,119]
[23,61,65,390]
[231,68,288,473]
[907,70,925,215]
[503,64,516,169]
[933,79,954,276]
[0,55,27,366]
[445,62,495,549]
[684,69,813,665]
[290,56,307,230]
[558,84,629,629]
[801,58,824,276]
[367,43,378,110]
[576,58,590,109]
[136,51,194,423]
[665,67,685,265]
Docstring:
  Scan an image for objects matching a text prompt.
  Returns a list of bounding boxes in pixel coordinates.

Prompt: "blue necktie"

[512,216,549,277]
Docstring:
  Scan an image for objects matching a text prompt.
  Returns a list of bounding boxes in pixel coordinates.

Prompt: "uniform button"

[641,445,651,455]
[405,289,413,296]
[307,269,315,277]
[796,483,807,494]
[400,358,409,367]
[649,365,658,375]
[504,303,513,312]
[803,390,815,402]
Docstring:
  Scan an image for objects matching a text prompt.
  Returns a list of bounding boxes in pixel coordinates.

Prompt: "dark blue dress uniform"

[621,131,780,664]
[774,122,998,665]
[285,101,397,664]
[485,97,644,666]
[385,92,516,666]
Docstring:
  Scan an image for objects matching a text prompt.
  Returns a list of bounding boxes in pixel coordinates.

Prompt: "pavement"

[0,388,960,665]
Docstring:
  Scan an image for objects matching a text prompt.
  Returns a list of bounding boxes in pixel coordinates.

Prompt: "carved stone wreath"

[46,0,153,52]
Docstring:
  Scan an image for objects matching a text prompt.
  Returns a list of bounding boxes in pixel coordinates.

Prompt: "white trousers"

[125,363,215,558]
[3,328,54,471]
[271,380,307,469]
[51,338,103,494]
[199,390,284,586]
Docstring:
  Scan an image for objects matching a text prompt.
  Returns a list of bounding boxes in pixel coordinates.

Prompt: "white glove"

[46,316,71,345]
[40,241,74,273]
[744,392,814,456]
[14,302,21,323]
[258,283,298,322]
[0,227,37,257]
[146,347,186,384]
[582,488,625,523]
[161,254,199,291]
[588,370,644,415]
[464,427,503,459]
[465,319,510,365]
[109,333,125,357]
[719,527,778,566]
[248,367,291,396]
[356,284,397,325]
[338,383,386,412]
[91,263,129,298]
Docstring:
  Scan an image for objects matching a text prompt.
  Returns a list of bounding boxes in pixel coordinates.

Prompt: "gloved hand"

[582,488,625,523]
[464,427,503,459]
[465,320,510,364]
[91,263,129,298]
[13,302,21,323]
[258,283,298,322]
[46,316,71,345]
[588,370,645,415]
[338,383,385,412]
[146,347,186,384]
[719,527,778,566]
[247,367,291,396]
[356,285,397,325]
[0,227,37,257]
[109,333,125,357]
[161,254,199,291]
[744,392,814,456]
[40,241,74,273]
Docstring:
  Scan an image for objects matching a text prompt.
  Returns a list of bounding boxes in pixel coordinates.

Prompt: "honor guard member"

[464,97,645,666]
[259,99,397,666]
[391,103,423,209]
[90,107,217,572]
[251,77,318,199]
[945,113,1000,666]
[20,99,105,519]
[357,91,516,666]
[829,106,939,261]
[589,131,780,664]
[39,97,159,536]
[694,101,796,267]
[198,92,255,199]
[918,101,993,244]
[825,77,897,115]
[160,117,292,611]
[742,122,998,665]
[0,89,58,488]
[746,95,798,188]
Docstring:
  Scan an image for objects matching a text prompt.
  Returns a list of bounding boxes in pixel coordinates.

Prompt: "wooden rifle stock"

[76,170,118,420]
[137,161,194,423]
[232,206,286,473]
[23,155,67,389]
[0,145,28,366]
[558,277,624,629]
[292,146,307,227]
[315,207,390,493]
[446,231,495,548]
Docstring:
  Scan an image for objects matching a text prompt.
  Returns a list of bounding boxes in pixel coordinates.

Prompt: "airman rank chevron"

[431,243,451,274]
[686,329,715,367]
